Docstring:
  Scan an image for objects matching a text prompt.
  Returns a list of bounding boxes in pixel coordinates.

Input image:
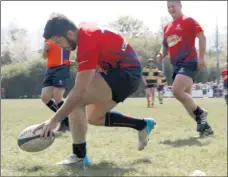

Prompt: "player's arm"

[191,18,206,62]
[141,68,148,88]
[157,27,168,62]
[50,47,98,122]
[197,32,206,61]
[52,69,96,122]
[42,42,50,59]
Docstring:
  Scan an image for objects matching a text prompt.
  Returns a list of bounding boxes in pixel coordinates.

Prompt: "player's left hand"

[33,119,58,138]
[198,58,206,69]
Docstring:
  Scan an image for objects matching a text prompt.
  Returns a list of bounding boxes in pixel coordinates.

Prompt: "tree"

[109,16,147,38]
[1,20,38,63]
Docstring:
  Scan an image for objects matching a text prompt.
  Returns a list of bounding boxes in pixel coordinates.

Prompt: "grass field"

[1,98,227,176]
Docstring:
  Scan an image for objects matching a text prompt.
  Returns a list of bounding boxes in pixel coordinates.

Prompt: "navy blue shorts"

[100,67,141,103]
[172,63,198,81]
[43,65,70,88]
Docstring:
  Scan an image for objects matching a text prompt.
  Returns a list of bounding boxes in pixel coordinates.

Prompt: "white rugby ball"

[17,124,55,152]
[189,170,206,176]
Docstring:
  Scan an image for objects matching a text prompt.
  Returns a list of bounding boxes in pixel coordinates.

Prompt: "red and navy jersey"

[221,69,228,82]
[163,16,203,65]
[76,22,141,72]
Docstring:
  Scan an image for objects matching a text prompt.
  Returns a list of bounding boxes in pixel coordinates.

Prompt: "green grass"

[1,98,227,176]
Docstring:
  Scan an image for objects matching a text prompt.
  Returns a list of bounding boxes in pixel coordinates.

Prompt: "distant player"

[157,1,213,136]
[221,62,228,104]
[142,58,159,107]
[41,39,71,132]
[157,71,167,104]
[34,13,156,166]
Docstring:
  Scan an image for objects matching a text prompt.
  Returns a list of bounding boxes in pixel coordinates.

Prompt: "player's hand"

[156,53,163,63]
[33,119,58,138]
[198,58,206,69]
[44,43,49,51]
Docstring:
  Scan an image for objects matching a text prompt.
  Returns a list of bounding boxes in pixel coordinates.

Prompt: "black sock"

[57,101,69,127]
[46,100,58,112]
[73,142,86,158]
[104,111,146,131]
[193,106,204,123]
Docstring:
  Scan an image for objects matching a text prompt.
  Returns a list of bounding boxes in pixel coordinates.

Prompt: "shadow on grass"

[55,161,136,176]
[160,137,211,147]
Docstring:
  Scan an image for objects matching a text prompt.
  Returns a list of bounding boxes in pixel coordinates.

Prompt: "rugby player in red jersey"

[157,1,213,136]
[34,13,156,166]
[221,62,228,104]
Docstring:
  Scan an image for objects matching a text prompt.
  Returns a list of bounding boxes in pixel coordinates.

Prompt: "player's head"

[43,13,78,51]
[167,1,182,19]
[148,58,154,66]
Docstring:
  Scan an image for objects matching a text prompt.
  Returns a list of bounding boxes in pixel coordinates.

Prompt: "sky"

[1,1,227,49]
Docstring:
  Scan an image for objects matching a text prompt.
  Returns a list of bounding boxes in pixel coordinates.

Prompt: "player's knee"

[41,92,52,104]
[88,118,97,125]
[172,87,183,100]
[53,88,65,103]
[88,116,103,126]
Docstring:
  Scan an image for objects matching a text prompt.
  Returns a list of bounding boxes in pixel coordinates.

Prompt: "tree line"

[1,16,227,98]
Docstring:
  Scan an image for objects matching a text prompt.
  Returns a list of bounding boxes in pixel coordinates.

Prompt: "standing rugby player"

[157,71,167,104]
[41,40,71,132]
[142,58,159,107]
[34,13,156,166]
[157,1,213,136]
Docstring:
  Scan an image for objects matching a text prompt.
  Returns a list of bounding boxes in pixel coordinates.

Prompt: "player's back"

[45,39,70,68]
[78,22,141,71]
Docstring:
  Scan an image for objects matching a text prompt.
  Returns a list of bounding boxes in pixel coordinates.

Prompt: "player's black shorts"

[147,84,157,88]
[43,65,70,88]
[100,67,141,103]
[172,62,198,81]
[157,85,164,91]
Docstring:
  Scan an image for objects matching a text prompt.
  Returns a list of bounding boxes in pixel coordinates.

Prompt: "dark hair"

[167,1,182,4]
[43,13,77,39]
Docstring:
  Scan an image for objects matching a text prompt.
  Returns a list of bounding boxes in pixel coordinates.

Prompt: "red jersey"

[221,69,228,82]
[76,22,141,72]
[163,16,203,65]
[45,40,71,68]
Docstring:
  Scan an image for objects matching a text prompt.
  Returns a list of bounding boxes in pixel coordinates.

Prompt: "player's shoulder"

[143,66,149,70]
[79,22,101,35]
[181,16,198,25]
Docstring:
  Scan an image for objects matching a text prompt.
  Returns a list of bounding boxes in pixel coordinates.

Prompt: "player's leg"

[172,67,213,136]
[58,69,156,166]
[159,86,164,104]
[145,88,151,107]
[52,65,71,132]
[41,71,58,112]
[57,72,113,166]
[87,100,155,151]
[151,87,155,107]
[53,87,69,131]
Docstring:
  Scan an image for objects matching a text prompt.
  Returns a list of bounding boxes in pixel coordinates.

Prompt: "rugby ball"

[17,124,55,152]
